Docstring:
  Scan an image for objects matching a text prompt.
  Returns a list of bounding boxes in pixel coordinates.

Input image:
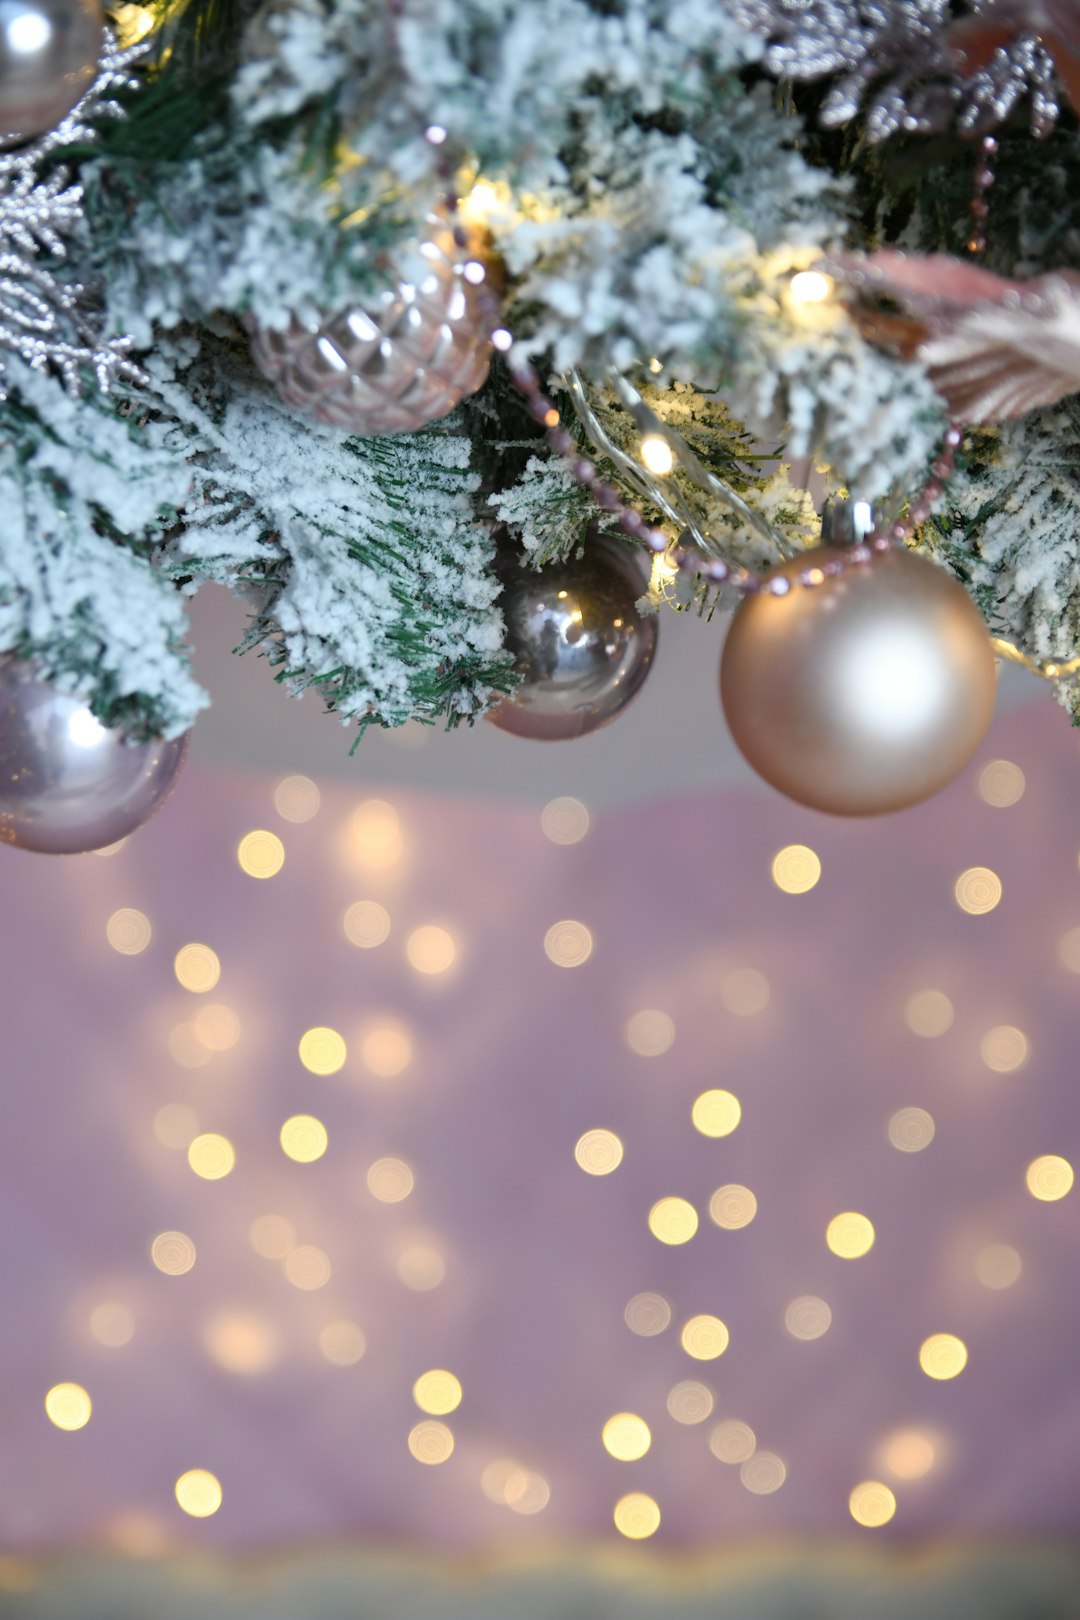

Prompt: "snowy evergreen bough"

[2,0,1080,739]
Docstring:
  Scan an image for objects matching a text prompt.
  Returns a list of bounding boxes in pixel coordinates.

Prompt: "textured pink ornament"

[251,216,494,435]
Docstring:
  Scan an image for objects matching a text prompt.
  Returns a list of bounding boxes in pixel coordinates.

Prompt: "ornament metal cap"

[819,497,876,548]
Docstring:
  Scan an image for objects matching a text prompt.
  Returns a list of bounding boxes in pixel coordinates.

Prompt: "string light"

[639,434,674,476]
[788,269,834,306]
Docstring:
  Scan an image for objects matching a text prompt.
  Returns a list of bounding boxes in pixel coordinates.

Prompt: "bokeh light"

[193,1003,241,1052]
[888,1107,935,1153]
[771,844,821,894]
[406,925,457,975]
[826,1211,875,1259]
[710,1420,756,1464]
[408,1420,454,1465]
[174,943,221,993]
[954,867,1002,914]
[878,1428,936,1481]
[343,900,391,949]
[106,908,151,955]
[174,1470,221,1518]
[319,1321,367,1366]
[624,1292,671,1336]
[574,1129,623,1175]
[249,1215,295,1260]
[153,1103,199,1150]
[367,1156,414,1202]
[1026,1154,1074,1201]
[691,1089,741,1138]
[708,1184,758,1229]
[284,1245,332,1290]
[346,800,404,872]
[681,1315,729,1359]
[167,1023,211,1069]
[44,1383,91,1431]
[187,1133,235,1180]
[980,1025,1029,1073]
[236,829,285,879]
[613,1492,660,1539]
[740,1452,786,1494]
[540,797,589,844]
[784,1296,832,1341]
[397,1242,446,1291]
[150,1231,196,1276]
[649,1197,698,1245]
[977,759,1025,807]
[506,1471,550,1514]
[904,989,953,1038]
[849,1480,897,1528]
[280,1115,329,1164]
[720,968,770,1017]
[975,1243,1022,1290]
[919,1333,968,1380]
[602,1413,651,1461]
[413,1369,462,1415]
[666,1380,714,1425]
[361,1023,413,1078]
[625,1009,675,1056]
[298,1026,346,1075]
[543,919,593,968]
[89,1303,134,1348]
[274,774,320,822]
[202,1312,277,1374]
[1058,927,1080,973]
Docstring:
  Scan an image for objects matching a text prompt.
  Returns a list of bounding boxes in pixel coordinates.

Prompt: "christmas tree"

[3,0,1080,845]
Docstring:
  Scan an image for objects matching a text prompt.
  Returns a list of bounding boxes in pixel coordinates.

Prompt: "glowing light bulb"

[788,269,833,305]
[640,434,674,475]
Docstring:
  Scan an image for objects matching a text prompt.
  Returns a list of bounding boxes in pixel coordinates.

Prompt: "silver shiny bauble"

[488,535,658,741]
[0,0,103,142]
[250,215,493,435]
[720,546,997,816]
[0,660,189,853]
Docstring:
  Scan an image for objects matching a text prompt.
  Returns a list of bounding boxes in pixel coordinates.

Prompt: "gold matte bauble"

[720,546,997,816]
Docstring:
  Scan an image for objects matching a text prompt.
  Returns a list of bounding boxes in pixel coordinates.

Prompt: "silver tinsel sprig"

[0,27,148,399]
[727,0,1059,141]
